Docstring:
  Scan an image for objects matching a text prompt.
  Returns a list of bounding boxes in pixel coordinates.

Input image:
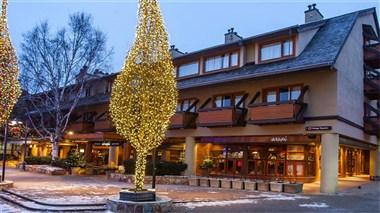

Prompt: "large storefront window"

[207,144,316,178]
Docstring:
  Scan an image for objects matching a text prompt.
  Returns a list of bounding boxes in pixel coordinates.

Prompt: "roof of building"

[176,8,378,90]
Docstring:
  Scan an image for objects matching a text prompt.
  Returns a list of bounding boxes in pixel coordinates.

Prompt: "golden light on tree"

[110,0,177,191]
[0,0,21,126]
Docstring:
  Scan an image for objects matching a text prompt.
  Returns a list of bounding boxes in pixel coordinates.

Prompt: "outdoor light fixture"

[67,131,74,135]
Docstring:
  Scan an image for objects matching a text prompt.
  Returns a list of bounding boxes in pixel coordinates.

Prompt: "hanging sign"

[305,126,332,131]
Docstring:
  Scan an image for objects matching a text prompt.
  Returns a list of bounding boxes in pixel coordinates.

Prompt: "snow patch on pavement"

[299,202,329,208]
[176,199,257,209]
[242,193,309,201]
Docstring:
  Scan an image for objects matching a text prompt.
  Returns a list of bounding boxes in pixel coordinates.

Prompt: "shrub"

[51,159,69,169]
[123,159,187,176]
[25,156,52,165]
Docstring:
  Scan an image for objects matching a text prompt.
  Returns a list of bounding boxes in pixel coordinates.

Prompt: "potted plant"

[200,158,214,177]
[284,180,304,193]
[65,151,86,175]
[257,180,270,192]
[232,179,244,190]
[270,179,286,192]
[244,180,257,191]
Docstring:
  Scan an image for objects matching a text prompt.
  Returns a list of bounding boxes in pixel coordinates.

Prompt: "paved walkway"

[1,168,379,212]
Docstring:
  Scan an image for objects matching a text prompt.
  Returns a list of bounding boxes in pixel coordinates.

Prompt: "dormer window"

[178,61,199,77]
[260,39,294,62]
[205,52,239,72]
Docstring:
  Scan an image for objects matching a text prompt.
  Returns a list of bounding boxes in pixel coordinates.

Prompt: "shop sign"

[305,126,332,131]
[270,136,288,143]
[94,142,122,146]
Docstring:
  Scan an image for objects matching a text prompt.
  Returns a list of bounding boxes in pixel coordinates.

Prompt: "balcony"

[198,107,247,127]
[364,67,380,100]
[67,122,94,133]
[364,103,380,137]
[94,120,114,131]
[248,101,307,125]
[248,86,309,125]
[364,43,380,68]
[170,112,198,129]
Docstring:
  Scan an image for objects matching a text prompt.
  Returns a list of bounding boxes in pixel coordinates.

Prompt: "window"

[230,52,239,67]
[261,43,281,61]
[213,93,244,108]
[178,61,199,77]
[283,40,293,56]
[260,39,294,62]
[85,87,92,97]
[204,52,239,72]
[264,85,302,103]
[266,90,277,103]
[176,99,197,112]
[83,112,96,122]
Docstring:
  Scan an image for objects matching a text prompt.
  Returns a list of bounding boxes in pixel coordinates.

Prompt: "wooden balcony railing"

[170,112,198,129]
[198,107,247,127]
[94,120,114,131]
[364,66,380,100]
[364,43,380,68]
[364,103,380,136]
[248,86,308,125]
[67,122,94,133]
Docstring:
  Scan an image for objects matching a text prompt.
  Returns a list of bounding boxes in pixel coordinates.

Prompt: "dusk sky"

[7,0,380,72]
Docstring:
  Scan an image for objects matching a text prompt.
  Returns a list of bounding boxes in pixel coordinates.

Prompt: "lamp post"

[21,122,29,171]
[1,121,9,182]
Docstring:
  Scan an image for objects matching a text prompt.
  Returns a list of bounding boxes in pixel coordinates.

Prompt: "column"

[108,146,119,168]
[84,142,93,163]
[370,139,380,180]
[320,133,339,194]
[122,143,131,161]
[184,137,196,176]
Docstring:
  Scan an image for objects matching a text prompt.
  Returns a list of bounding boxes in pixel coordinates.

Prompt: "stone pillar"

[108,146,119,168]
[123,143,131,161]
[320,133,339,194]
[370,139,380,180]
[84,142,93,163]
[184,137,196,176]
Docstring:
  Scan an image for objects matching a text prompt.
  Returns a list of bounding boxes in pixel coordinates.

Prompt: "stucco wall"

[168,69,338,138]
[334,13,378,144]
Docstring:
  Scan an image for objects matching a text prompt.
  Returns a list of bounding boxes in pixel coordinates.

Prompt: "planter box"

[232,180,244,190]
[210,179,221,188]
[257,182,270,192]
[244,181,257,191]
[189,177,200,186]
[199,178,210,187]
[221,179,232,189]
[284,183,304,193]
[270,182,285,192]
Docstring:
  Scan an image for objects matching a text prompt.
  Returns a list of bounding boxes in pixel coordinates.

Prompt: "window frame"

[176,98,198,112]
[262,84,303,104]
[259,38,296,63]
[212,92,245,109]
[176,61,200,78]
[204,51,240,73]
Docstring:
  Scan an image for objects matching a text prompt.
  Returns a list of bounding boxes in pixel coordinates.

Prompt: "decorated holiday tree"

[110,0,177,191]
[0,0,21,126]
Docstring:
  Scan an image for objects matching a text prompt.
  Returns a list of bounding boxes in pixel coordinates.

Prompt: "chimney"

[304,3,323,24]
[169,45,185,58]
[224,28,242,44]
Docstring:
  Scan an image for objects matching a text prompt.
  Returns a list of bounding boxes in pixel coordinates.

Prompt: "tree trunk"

[51,139,60,161]
[135,152,147,191]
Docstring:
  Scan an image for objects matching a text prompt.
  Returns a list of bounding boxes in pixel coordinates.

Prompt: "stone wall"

[19,165,67,176]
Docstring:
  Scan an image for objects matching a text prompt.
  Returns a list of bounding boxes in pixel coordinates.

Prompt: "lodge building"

[11,5,380,193]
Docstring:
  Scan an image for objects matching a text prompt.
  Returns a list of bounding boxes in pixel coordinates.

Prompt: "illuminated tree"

[110,0,177,191]
[0,0,21,126]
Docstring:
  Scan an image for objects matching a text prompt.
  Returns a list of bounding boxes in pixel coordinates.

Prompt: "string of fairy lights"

[0,0,21,127]
[110,0,177,191]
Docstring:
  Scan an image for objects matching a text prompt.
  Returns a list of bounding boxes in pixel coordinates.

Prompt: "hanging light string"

[110,0,177,191]
[0,0,22,126]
